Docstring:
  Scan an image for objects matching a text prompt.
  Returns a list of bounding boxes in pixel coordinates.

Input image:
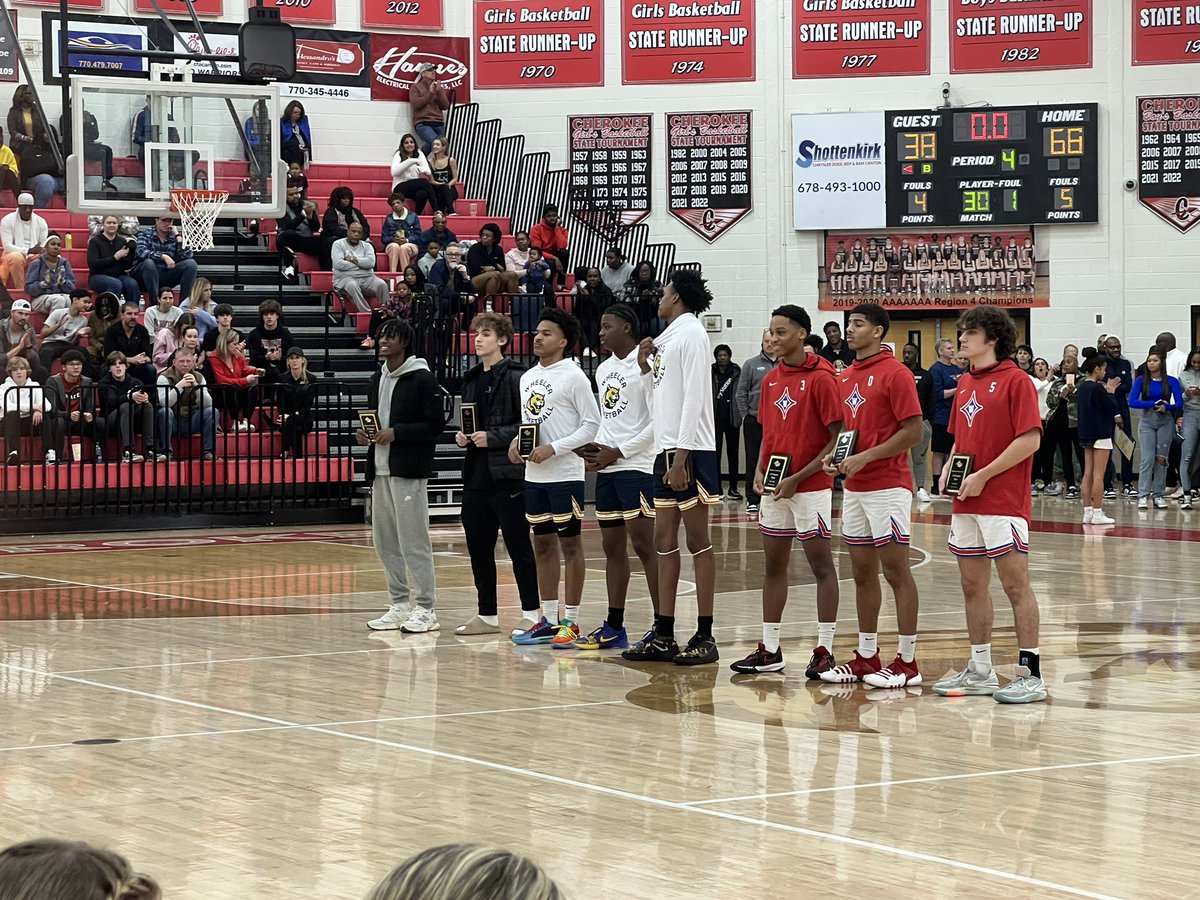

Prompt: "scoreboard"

[884,103,1099,227]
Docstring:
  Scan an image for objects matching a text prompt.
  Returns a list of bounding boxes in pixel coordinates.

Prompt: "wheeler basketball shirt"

[595,347,655,474]
[519,358,599,484]
[648,312,715,454]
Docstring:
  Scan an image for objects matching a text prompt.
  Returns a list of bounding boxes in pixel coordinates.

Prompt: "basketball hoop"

[170,189,229,251]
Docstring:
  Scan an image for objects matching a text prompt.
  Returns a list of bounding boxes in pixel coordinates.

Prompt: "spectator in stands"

[25,233,75,313]
[819,320,854,370]
[179,276,217,340]
[280,100,312,168]
[322,187,370,268]
[45,348,103,463]
[201,302,234,354]
[427,136,459,214]
[571,265,612,355]
[382,192,421,273]
[427,242,473,318]
[156,347,215,460]
[144,287,180,335]
[519,245,552,298]
[247,298,294,379]
[1131,346,1183,509]
[135,216,198,309]
[99,350,162,462]
[0,128,21,201]
[1,355,51,465]
[903,341,935,503]
[417,239,442,277]
[734,329,777,514]
[277,186,324,277]
[712,344,741,500]
[361,317,444,633]
[391,133,435,215]
[409,63,450,156]
[467,223,519,305]
[333,221,388,314]
[623,259,663,337]
[929,337,963,495]
[1015,343,1034,374]
[152,313,196,372]
[362,282,413,351]
[601,246,633,295]
[0,192,47,289]
[505,231,531,274]
[0,298,45,382]
[417,210,456,256]
[209,328,262,432]
[7,85,64,208]
[402,264,425,300]
[276,346,315,458]
[87,214,141,308]
[103,300,155,385]
[60,104,115,192]
[365,843,561,900]
[1046,354,1085,500]
[1030,356,1058,494]
[287,160,308,200]
[0,837,161,900]
[84,290,120,378]
[529,204,569,289]
[1102,334,1136,497]
[1180,347,1200,509]
[38,289,91,372]
[132,96,150,164]
[243,99,272,195]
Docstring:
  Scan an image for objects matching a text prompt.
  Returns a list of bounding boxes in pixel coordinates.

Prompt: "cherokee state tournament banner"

[792,0,929,78]
[1133,1,1200,66]
[474,0,603,88]
[370,33,470,102]
[362,0,442,31]
[1137,95,1200,234]
[569,114,652,229]
[621,0,755,85]
[950,0,1092,74]
[667,111,751,243]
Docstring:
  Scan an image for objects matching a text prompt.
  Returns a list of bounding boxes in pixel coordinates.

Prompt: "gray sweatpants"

[336,274,389,313]
[371,475,436,609]
[910,419,932,490]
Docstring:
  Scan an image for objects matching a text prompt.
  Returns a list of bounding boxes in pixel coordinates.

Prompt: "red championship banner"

[258,0,336,26]
[370,34,470,102]
[792,0,929,78]
[667,111,751,243]
[137,0,222,14]
[950,0,1091,73]
[1133,1,1200,65]
[474,0,603,88]
[15,0,103,9]
[363,0,442,31]
[622,0,755,85]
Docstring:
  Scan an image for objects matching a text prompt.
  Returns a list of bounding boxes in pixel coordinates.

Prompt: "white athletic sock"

[858,632,878,657]
[763,622,782,654]
[542,601,560,625]
[898,634,917,663]
[479,614,499,627]
[969,643,992,673]
[817,622,836,652]
[565,605,580,623]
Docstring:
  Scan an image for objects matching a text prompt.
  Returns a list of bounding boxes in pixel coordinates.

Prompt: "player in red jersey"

[819,302,924,689]
[730,305,842,677]
[933,305,1047,704]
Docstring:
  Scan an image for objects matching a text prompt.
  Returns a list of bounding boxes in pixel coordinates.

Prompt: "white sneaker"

[916,488,931,503]
[367,603,414,630]
[510,615,539,636]
[1154,497,1169,509]
[1168,486,1185,499]
[44,449,57,465]
[401,607,440,633]
[1082,507,1093,523]
[1091,510,1115,525]
[1137,497,1149,510]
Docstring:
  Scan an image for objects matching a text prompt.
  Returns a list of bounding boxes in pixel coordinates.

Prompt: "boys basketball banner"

[819,230,1048,311]
[1137,95,1200,233]
[1133,1,1200,65]
[667,111,752,243]
[473,0,604,88]
[950,0,1092,73]
[621,0,756,84]
[568,115,652,231]
[792,0,929,78]
[369,34,470,102]
[362,0,442,31]
[260,0,336,26]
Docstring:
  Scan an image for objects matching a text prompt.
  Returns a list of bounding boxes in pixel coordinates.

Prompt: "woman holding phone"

[1076,352,1122,525]
[1130,346,1184,510]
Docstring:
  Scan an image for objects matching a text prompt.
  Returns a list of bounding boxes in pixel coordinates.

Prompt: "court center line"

[0,661,1118,900]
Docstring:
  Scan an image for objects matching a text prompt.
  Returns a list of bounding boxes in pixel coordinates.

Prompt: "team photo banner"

[1137,95,1200,233]
[362,0,442,31]
[1133,1,1200,66]
[792,111,886,231]
[950,0,1092,73]
[621,0,756,85]
[667,111,752,243]
[792,0,929,78]
[569,114,652,228]
[474,0,603,88]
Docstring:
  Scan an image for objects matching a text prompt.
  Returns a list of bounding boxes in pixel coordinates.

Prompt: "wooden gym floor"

[1,496,1198,899]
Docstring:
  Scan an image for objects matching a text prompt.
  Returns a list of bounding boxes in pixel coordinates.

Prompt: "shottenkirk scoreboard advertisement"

[1132,1,1200,66]
[950,0,1092,73]
[792,0,930,78]
[1137,95,1200,234]
[793,104,1099,230]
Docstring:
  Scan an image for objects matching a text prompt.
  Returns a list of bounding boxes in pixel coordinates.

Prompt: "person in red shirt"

[528,204,569,290]
[933,305,1047,704]
[731,305,842,677]
[819,302,924,689]
[209,329,264,433]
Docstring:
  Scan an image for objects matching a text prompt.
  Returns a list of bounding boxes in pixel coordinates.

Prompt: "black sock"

[607,606,625,630]
[657,615,675,640]
[1018,650,1041,678]
[696,615,714,639]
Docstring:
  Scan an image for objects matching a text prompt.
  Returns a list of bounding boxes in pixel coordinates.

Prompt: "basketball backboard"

[66,72,287,219]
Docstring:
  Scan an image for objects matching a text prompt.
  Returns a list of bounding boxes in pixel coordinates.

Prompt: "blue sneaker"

[511,616,559,645]
[573,622,629,650]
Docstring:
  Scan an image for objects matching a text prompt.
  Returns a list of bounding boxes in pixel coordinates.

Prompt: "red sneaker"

[863,654,922,688]
[818,649,882,684]
[804,645,836,680]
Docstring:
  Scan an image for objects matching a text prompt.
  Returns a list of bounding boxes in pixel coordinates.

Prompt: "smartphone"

[1065,374,1075,387]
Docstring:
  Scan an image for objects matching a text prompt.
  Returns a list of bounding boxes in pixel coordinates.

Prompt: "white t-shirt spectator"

[1,211,48,255]
[43,308,88,343]
[144,304,182,335]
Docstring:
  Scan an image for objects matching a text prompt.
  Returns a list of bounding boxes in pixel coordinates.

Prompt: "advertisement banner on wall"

[370,34,470,103]
[950,0,1092,73]
[792,112,885,231]
[1137,95,1200,234]
[568,114,652,231]
[362,0,442,31]
[0,14,19,85]
[1132,1,1200,66]
[138,0,222,16]
[256,0,336,27]
[288,27,372,100]
[473,0,604,89]
[667,111,751,243]
[621,0,755,85]
[17,0,102,10]
[792,0,929,78]
[819,231,1047,312]
[171,26,239,78]
[43,14,151,82]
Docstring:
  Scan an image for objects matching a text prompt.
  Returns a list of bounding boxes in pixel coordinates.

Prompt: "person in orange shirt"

[528,203,569,291]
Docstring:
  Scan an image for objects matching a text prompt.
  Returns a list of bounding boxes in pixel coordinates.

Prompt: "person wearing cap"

[0,297,46,383]
[0,192,48,289]
[276,346,315,458]
[409,63,449,157]
[25,233,76,313]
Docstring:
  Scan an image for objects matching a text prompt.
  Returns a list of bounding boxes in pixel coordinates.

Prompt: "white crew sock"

[479,614,498,627]
[969,643,992,673]
[858,632,878,657]
[565,604,580,623]
[817,622,836,651]
[898,634,917,663]
[542,601,560,625]
[763,622,782,654]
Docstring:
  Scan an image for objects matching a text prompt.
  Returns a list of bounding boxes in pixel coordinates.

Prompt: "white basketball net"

[170,189,229,252]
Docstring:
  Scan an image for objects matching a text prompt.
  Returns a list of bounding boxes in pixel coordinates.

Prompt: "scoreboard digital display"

[884,103,1099,227]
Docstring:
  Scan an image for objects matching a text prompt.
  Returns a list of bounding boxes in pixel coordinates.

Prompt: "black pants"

[462,482,539,616]
[430,183,457,214]
[85,141,114,182]
[1047,415,1085,488]
[277,231,327,270]
[104,402,155,453]
[715,420,740,492]
[743,414,763,505]
[1033,424,1056,485]
[393,179,436,216]
[3,412,53,460]
[280,413,311,457]
[280,138,307,168]
[54,415,102,459]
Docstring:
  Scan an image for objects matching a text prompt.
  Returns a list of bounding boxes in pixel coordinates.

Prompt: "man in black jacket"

[902,342,935,503]
[454,311,540,635]
[360,318,446,634]
[712,344,741,500]
[246,299,295,381]
[103,301,156,385]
